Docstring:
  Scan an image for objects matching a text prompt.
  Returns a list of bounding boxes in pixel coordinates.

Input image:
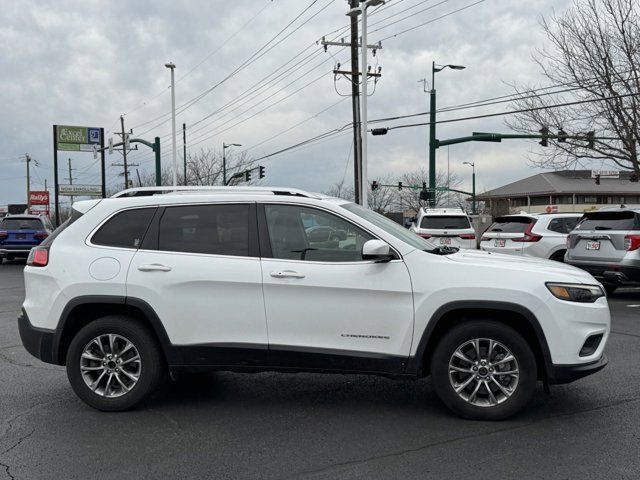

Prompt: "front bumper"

[546,355,608,384]
[17,309,58,364]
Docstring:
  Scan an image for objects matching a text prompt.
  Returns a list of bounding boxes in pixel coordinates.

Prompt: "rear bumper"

[565,260,640,284]
[17,309,58,364]
[0,247,33,255]
[546,355,608,384]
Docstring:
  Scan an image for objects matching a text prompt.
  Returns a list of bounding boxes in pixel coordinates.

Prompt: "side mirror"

[362,239,395,262]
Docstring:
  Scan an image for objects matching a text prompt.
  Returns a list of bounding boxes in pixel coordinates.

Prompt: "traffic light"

[586,131,595,149]
[539,127,549,147]
[371,128,389,136]
[595,173,601,185]
[419,189,435,203]
[398,182,403,190]
[259,166,265,179]
[245,170,251,182]
[558,128,567,142]
[371,180,379,191]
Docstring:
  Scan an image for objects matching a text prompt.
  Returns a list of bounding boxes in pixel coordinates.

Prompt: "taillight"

[624,234,640,251]
[33,231,48,240]
[27,247,49,267]
[459,233,476,240]
[0,230,7,239]
[418,233,432,239]
[512,224,542,242]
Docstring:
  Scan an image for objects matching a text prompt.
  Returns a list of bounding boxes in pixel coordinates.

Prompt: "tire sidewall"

[66,316,163,411]
[431,320,537,421]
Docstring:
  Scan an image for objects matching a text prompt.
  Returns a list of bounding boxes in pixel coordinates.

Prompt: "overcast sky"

[0,0,582,206]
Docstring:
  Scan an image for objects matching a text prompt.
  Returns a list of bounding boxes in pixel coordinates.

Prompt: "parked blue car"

[0,215,52,263]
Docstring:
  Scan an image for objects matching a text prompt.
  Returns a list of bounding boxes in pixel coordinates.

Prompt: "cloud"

[0,0,576,206]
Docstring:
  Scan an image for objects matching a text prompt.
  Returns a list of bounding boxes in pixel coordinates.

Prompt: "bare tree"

[186,148,256,186]
[507,0,640,173]
[396,167,462,213]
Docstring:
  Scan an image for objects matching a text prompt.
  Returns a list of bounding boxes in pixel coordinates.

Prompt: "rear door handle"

[270,270,305,279]
[138,264,172,272]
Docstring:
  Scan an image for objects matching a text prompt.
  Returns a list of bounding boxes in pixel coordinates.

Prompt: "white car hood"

[444,249,597,284]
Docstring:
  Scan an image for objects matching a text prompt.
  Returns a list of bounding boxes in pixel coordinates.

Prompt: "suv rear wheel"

[431,320,537,420]
[66,316,164,411]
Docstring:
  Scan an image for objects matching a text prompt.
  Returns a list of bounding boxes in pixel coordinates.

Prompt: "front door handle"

[138,264,172,272]
[270,270,305,279]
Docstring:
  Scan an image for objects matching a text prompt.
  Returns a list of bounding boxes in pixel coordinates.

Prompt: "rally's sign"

[29,191,50,205]
[56,125,101,152]
[59,184,102,197]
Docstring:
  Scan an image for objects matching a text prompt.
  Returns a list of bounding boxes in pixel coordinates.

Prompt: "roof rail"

[110,186,320,199]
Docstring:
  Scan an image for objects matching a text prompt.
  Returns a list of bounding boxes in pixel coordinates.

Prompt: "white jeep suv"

[19,187,609,420]
[411,208,477,249]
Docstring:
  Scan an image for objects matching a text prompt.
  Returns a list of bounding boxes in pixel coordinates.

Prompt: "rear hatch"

[415,215,475,248]
[481,216,538,254]
[567,210,640,263]
[0,217,47,250]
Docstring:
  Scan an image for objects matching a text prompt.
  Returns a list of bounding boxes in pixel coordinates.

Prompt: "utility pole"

[183,123,187,186]
[25,154,31,211]
[165,62,177,186]
[120,115,129,189]
[322,0,383,206]
[349,0,362,204]
[67,158,75,205]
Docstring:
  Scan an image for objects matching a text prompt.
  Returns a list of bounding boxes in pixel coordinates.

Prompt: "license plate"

[494,239,506,247]
[440,238,452,245]
[16,234,26,239]
[586,241,601,250]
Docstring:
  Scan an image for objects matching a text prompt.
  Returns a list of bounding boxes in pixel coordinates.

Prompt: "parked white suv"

[480,213,582,261]
[411,208,476,249]
[19,187,609,420]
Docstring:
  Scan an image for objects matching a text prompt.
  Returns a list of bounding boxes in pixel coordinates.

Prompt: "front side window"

[92,208,156,248]
[159,204,250,256]
[265,204,374,262]
[547,218,564,233]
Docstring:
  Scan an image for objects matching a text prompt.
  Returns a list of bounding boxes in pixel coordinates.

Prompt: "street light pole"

[165,62,177,186]
[428,61,466,207]
[463,161,476,215]
[223,142,242,186]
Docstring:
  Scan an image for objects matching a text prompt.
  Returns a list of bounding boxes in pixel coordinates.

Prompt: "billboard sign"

[58,184,102,197]
[56,125,101,146]
[29,191,50,205]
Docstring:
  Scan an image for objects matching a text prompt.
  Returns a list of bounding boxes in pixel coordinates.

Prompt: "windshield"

[341,203,435,250]
[420,215,470,229]
[1,218,44,230]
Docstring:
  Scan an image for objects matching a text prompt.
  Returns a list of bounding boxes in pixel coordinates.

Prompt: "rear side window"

[420,215,470,229]
[158,204,250,257]
[488,216,534,233]
[574,211,640,231]
[1,218,43,230]
[92,208,156,248]
[547,218,564,233]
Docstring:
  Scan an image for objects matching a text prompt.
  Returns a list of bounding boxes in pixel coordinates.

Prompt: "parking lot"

[0,260,639,479]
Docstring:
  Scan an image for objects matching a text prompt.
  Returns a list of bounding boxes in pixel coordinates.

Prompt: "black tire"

[549,250,566,262]
[66,315,164,411]
[430,320,537,421]
[603,284,618,295]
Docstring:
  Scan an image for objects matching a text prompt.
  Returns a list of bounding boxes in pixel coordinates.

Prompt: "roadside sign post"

[52,125,104,226]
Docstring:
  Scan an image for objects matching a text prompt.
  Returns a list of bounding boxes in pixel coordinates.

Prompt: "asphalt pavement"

[1,260,639,479]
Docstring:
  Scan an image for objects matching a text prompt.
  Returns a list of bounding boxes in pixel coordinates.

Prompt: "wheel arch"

[54,295,179,366]
[408,301,553,381]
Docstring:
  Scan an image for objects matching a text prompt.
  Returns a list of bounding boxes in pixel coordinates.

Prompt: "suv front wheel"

[66,316,164,411]
[431,320,537,420]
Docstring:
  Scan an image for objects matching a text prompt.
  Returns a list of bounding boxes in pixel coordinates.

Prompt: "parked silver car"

[565,208,640,294]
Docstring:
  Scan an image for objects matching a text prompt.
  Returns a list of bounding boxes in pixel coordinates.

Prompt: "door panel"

[259,203,414,373]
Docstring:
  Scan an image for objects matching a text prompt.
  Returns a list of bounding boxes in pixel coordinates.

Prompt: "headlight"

[546,283,604,303]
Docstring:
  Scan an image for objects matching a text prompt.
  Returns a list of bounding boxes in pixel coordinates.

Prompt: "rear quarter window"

[91,208,156,249]
[420,215,470,229]
[574,211,640,231]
